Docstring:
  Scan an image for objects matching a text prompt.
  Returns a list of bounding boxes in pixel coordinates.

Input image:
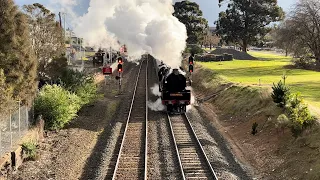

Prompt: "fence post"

[0,130,2,155]
[26,105,29,128]
[10,113,12,150]
[19,101,21,137]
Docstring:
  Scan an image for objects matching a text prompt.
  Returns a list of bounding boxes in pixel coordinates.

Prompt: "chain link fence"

[0,102,33,157]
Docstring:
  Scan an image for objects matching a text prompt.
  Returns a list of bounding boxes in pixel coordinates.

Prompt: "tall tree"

[271,22,298,57]
[173,1,208,44]
[0,0,38,105]
[202,30,220,49]
[0,69,14,114]
[283,0,320,67]
[216,0,284,52]
[23,3,65,75]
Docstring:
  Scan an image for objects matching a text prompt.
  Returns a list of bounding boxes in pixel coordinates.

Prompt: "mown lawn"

[198,51,320,109]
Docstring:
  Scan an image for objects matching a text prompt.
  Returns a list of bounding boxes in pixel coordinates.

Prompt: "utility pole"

[63,13,66,38]
[58,12,62,28]
[110,47,112,63]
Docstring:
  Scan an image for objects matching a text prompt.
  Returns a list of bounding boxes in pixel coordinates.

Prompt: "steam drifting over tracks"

[111,59,148,179]
[167,113,218,180]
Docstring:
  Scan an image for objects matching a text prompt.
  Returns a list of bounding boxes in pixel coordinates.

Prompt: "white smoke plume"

[48,0,79,26]
[148,98,165,111]
[150,84,161,97]
[186,86,195,112]
[74,0,187,68]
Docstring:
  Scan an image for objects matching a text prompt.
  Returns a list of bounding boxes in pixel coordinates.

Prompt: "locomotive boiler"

[158,65,191,114]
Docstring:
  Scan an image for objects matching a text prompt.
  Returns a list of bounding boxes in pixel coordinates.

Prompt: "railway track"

[167,113,218,180]
[111,59,148,179]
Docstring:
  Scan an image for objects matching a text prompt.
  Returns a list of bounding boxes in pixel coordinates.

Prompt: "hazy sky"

[15,0,297,26]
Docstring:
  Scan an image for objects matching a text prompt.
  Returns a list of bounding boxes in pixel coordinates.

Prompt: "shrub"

[275,114,290,131]
[46,56,68,79]
[185,45,204,54]
[271,80,290,108]
[34,85,81,130]
[251,122,258,135]
[75,82,97,106]
[59,69,97,106]
[22,141,38,161]
[292,56,315,69]
[286,93,316,137]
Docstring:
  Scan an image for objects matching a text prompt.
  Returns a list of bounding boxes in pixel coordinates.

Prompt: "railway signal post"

[117,57,123,94]
[188,53,194,83]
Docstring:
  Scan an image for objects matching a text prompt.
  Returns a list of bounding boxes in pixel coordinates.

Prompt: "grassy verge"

[198,51,320,114]
[192,65,280,119]
[192,63,320,179]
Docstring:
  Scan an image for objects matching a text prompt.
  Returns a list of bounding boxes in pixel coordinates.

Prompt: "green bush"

[275,114,290,130]
[184,45,204,54]
[292,56,315,69]
[60,69,97,106]
[22,141,38,161]
[251,122,258,135]
[34,85,81,130]
[46,56,68,79]
[286,93,316,137]
[75,82,97,106]
[271,80,290,108]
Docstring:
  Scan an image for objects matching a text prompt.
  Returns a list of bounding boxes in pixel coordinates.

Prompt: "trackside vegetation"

[272,81,316,137]
[34,69,98,130]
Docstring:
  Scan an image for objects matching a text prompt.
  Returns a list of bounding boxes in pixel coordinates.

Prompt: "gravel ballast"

[187,107,253,179]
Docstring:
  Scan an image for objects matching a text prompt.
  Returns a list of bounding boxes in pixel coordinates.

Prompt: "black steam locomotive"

[93,49,105,66]
[158,64,191,114]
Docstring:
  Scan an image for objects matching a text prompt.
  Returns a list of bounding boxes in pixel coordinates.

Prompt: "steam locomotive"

[158,63,191,114]
[92,49,105,66]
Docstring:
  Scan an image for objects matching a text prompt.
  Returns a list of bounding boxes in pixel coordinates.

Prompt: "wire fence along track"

[112,59,148,180]
[167,113,218,180]
[0,104,33,158]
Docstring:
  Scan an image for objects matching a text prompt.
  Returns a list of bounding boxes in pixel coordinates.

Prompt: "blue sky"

[15,0,297,26]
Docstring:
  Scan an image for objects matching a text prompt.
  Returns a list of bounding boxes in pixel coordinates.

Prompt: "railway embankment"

[192,64,320,179]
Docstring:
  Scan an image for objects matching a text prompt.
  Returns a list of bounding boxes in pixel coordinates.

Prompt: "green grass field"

[198,51,320,110]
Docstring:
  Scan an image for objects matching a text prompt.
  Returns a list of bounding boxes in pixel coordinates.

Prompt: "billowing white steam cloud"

[186,86,196,112]
[148,98,165,111]
[150,84,161,97]
[148,84,164,111]
[74,0,187,68]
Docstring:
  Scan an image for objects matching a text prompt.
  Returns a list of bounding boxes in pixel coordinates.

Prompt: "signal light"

[118,64,123,72]
[118,57,123,64]
[189,64,193,73]
[188,56,194,65]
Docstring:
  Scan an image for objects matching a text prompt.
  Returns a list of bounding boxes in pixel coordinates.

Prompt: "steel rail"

[144,57,148,180]
[166,113,187,180]
[167,113,219,180]
[112,59,147,180]
[183,113,218,180]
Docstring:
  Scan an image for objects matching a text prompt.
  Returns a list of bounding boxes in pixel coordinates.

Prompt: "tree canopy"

[280,0,320,67]
[0,0,38,106]
[216,0,284,52]
[23,3,65,76]
[173,1,208,44]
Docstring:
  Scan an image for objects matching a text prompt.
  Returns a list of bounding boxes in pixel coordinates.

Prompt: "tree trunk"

[242,40,248,52]
[316,55,320,69]
[210,43,212,50]
[285,48,288,57]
